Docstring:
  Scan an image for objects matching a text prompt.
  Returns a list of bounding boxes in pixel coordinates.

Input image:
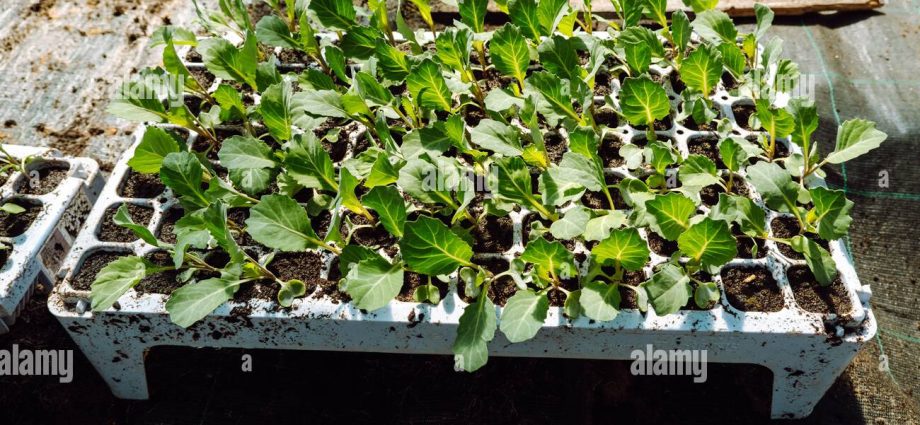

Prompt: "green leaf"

[338,167,369,219]
[694,281,720,308]
[584,211,628,241]
[592,228,650,271]
[452,292,497,372]
[469,119,523,156]
[342,257,404,311]
[246,194,322,252]
[340,25,383,59]
[755,99,794,140]
[361,186,407,238]
[692,10,737,45]
[278,279,307,307]
[709,194,766,237]
[293,89,349,119]
[536,0,569,35]
[218,135,276,170]
[646,193,696,241]
[255,15,298,49]
[682,0,718,13]
[718,137,750,173]
[159,152,209,209]
[525,71,580,124]
[509,0,541,40]
[258,81,295,142]
[128,127,182,174]
[285,134,337,192]
[401,216,473,275]
[718,43,745,79]
[754,3,775,39]
[0,203,24,214]
[809,187,853,241]
[643,0,668,27]
[550,206,591,240]
[407,59,453,112]
[436,28,473,73]
[397,154,459,206]
[309,0,356,30]
[540,167,587,207]
[521,237,575,282]
[490,157,548,218]
[339,245,384,276]
[458,0,488,32]
[365,152,400,188]
[166,276,241,328]
[537,35,580,83]
[91,256,164,311]
[672,10,691,53]
[645,264,692,315]
[745,161,798,213]
[375,43,412,81]
[106,76,170,123]
[678,217,737,267]
[324,45,350,83]
[679,154,720,188]
[825,119,888,164]
[354,72,394,107]
[113,204,158,245]
[619,76,670,127]
[580,281,620,321]
[500,290,549,343]
[681,44,723,96]
[790,236,838,285]
[490,24,530,87]
[199,31,259,90]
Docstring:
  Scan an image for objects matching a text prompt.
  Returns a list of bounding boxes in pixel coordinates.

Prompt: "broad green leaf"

[339,245,384,276]
[259,81,296,142]
[285,134,337,192]
[278,279,307,307]
[218,135,276,170]
[353,72,394,107]
[159,152,209,209]
[745,161,798,213]
[452,292,497,372]
[107,76,170,123]
[692,10,738,45]
[490,157,550,218]
[458,0,488,32]
[213,84,246,121]
[623,40,651,75]
[338,167,368,219]
[525,71,580,123]
[791,236,838,285]
[166,276,241,328]
[754,3,775,39]
[375,43,412,81]
[255,15,298,49]
[401,216,473,275]
[694,281,720,308]
[293,89,349,119]
[521,237,575,282]
[365,152,400,188]
[537,35,580,82]
[414,283,442,304]
[361,186,407,238]
[324,45,350,83]
[246,194,322,251]
[398,155,459,206]
[540,167,587,207]
[580,281,620,321]
[788,98,818,151]
[809,187,853,241]
[91,256,164,311]
[718,43,745,79]
[199,32,259,90]
[509,0,541,40]
[407,59,453,112]
[550,206,591,240]
[645,264,692,315]
[619,76,670,126]
[681,44,723,96]
[564,289,583,318]
[646,193,696,240]
[500,290,549,342]
[709,194,766,237]
[436,28,473,74]
[672,10,691,53]
[643,0,668,27]
[584,211,628,241]
[113,204,158,245]
[755,99,794,140]
[679,154,720,188]
[591,228,650,271]
[469,119,523,156]
[825,119,888,164]
[678,217,737,267]
[490,24,530,86]
[341,25,383,59]
[342,257,404,311]
[309,0,356,30]
[536,0,569,35]
[682,0,718,12]
[128,127,182,174]
[718,137,750,173]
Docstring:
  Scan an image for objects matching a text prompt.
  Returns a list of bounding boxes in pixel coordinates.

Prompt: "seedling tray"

[51,39,876,417]
[0,144,103,333]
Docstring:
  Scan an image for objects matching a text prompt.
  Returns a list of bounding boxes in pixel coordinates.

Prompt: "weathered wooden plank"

[0,0,198,169]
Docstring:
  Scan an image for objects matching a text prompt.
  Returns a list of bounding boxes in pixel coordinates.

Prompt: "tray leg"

[767,347,858,419]
[68,331,151,400]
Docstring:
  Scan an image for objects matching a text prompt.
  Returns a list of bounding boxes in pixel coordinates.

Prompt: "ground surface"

[0,0,918,424]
